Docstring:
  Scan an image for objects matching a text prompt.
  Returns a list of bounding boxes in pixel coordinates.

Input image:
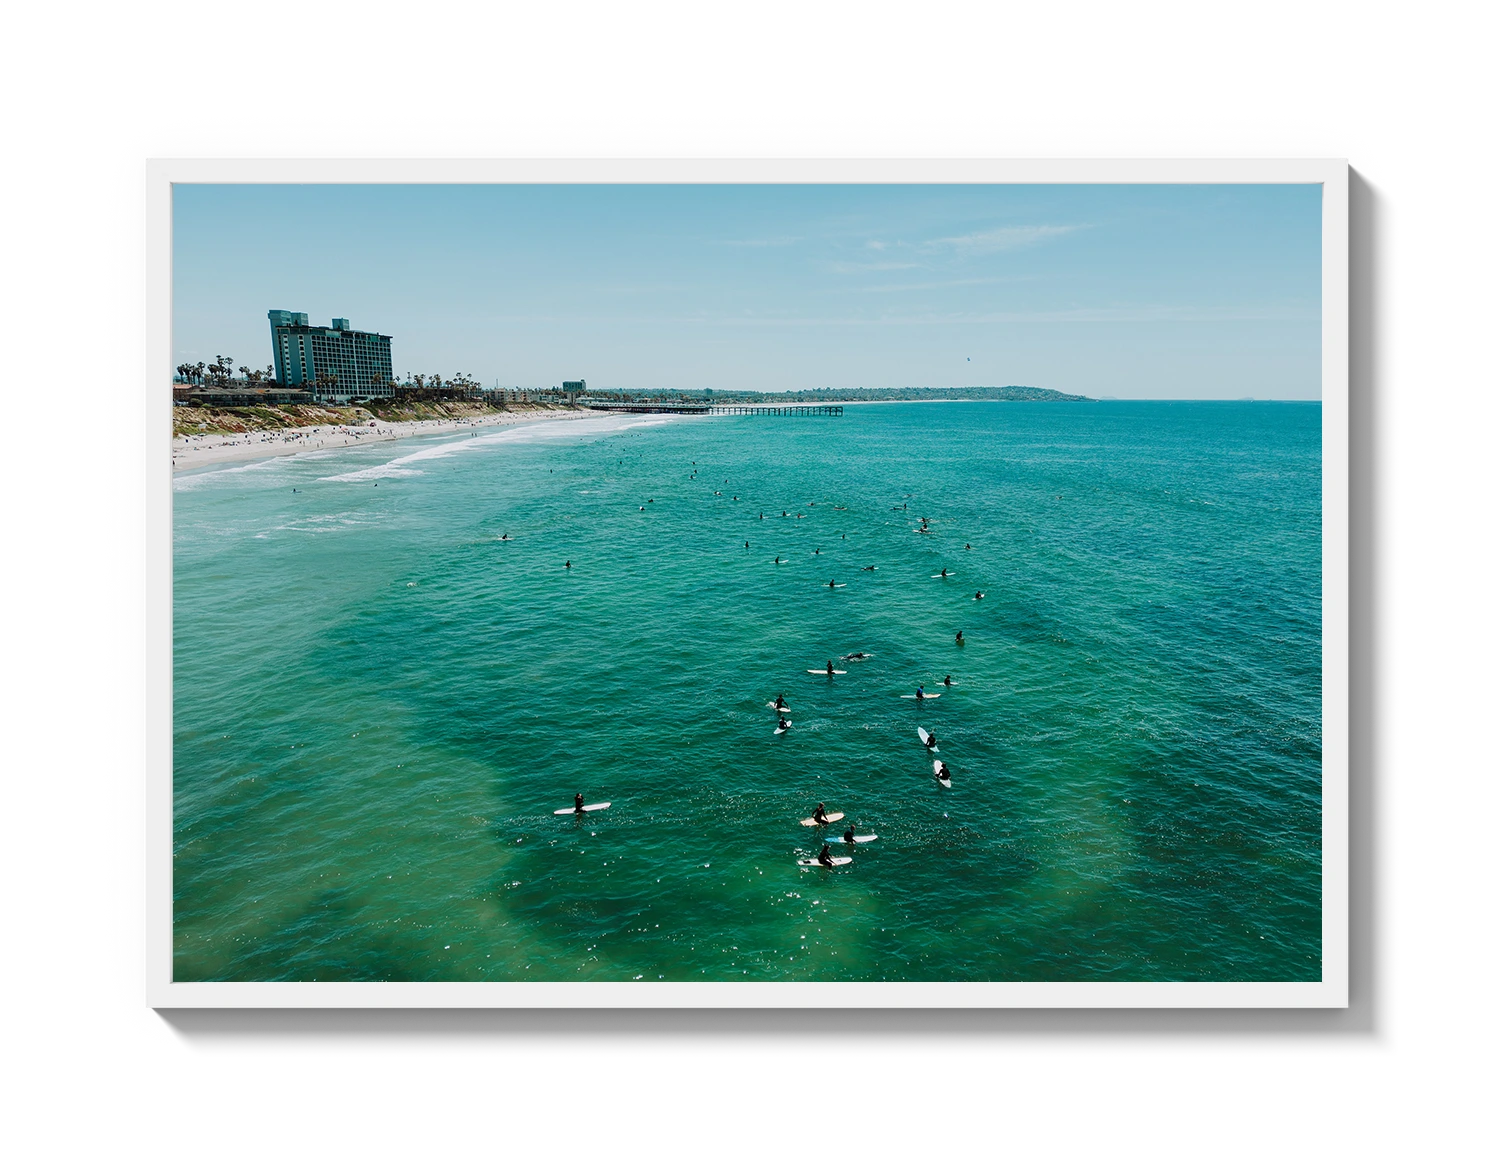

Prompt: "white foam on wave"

[319,413,682,483]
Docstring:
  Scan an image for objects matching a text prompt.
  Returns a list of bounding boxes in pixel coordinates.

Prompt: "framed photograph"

[149,160,1347,1008]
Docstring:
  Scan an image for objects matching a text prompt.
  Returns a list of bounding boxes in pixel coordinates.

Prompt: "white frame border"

[146,158,1348,1009]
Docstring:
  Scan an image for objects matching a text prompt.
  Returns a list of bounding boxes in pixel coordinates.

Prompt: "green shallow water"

[173,400,1322,981]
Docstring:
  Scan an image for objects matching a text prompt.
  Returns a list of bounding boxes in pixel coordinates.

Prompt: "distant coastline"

[593,385,1092,405]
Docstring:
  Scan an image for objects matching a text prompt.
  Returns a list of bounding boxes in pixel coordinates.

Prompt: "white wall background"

[2,0,1488,1164]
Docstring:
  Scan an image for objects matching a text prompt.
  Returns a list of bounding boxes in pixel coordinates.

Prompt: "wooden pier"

[584,403,843,416]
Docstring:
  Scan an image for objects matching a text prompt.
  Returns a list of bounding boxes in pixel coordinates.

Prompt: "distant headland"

[600,385,1091,404]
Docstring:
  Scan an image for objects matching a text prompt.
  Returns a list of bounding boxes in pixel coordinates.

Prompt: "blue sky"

[172,184,1322,398]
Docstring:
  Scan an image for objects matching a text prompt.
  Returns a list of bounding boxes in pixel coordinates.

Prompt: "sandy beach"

[171,409,589,471]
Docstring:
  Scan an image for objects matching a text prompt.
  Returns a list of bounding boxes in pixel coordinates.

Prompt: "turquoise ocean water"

[173,401,1322,982]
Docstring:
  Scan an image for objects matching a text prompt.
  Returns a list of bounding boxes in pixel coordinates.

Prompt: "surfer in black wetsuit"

[956,631,964,644]
[965,543,971,550]
[974,590,984,599]
[774,556,781,564]
[939,567,948,577]
[574,793,585,812]
[565,560,572,569]
[812,802,829,824]
[842,827,856,844]
[826,660,835,676]
[937,762,951,782]
[817,844,834,867]
[943,675,952,687]
[924,731,938,750]
[777,716,790,731]
[828,579,836,588]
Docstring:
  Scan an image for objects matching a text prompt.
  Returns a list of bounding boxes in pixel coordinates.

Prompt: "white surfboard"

[554,802,612,814]
[808,669,848,675]
[931,574,952,579]
[826,583,847,589]
[917,727,937,750]
[774,724,791,734]
[932,760,953,788]
[825,834,878,843]
[914,528,933,533]
[798,856,853,867]
[900,692,942,699]
[767,702,791,711]
[799,812,845,826]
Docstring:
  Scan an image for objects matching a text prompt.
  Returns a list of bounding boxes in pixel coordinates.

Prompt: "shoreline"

[171,409,589,471]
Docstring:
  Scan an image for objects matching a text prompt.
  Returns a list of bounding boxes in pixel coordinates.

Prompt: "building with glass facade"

[268,310,395,400]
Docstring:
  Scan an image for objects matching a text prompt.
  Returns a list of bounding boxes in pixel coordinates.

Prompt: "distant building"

[268,310,394,400]
[563,380,586,394]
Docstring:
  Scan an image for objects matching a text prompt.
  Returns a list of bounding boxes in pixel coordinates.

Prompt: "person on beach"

[817,844,834,867]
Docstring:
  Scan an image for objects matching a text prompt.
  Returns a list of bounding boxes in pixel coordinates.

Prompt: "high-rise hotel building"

[268,310,395,400]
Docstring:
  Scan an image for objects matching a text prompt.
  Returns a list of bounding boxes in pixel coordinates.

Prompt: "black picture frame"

[96,114,1416,1062]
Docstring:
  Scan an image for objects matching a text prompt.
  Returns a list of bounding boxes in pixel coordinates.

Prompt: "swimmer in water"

[817,844,834,867]
[812,802,830,825]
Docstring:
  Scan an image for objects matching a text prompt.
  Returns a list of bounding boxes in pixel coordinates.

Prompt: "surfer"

[828,579,836,589]
[565,560,572,569]
[573,793,585,812]
[826,660,835,676]
[774,556,782,564]
[775,693,786,710]
[814,548,820,555]
[965,543,972,550]
[862,565,876,571]
[943,675,952,687]
[974,590,984,600]
[777,716,791,732]
[817,843,834,867]
[940,567,948,578]
[956,631,964,644]
[924,731,938,750]
[915,685,926,700]
[812,802,830,824]
[842,827,856,844]
[745,541,749,549]
[937,762,952,782]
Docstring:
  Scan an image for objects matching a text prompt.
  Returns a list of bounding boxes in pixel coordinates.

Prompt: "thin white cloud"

[923,224,1081,254]
[827,260,922,273]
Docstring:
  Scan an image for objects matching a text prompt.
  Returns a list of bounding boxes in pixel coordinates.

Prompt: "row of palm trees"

[175,357,276,388]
